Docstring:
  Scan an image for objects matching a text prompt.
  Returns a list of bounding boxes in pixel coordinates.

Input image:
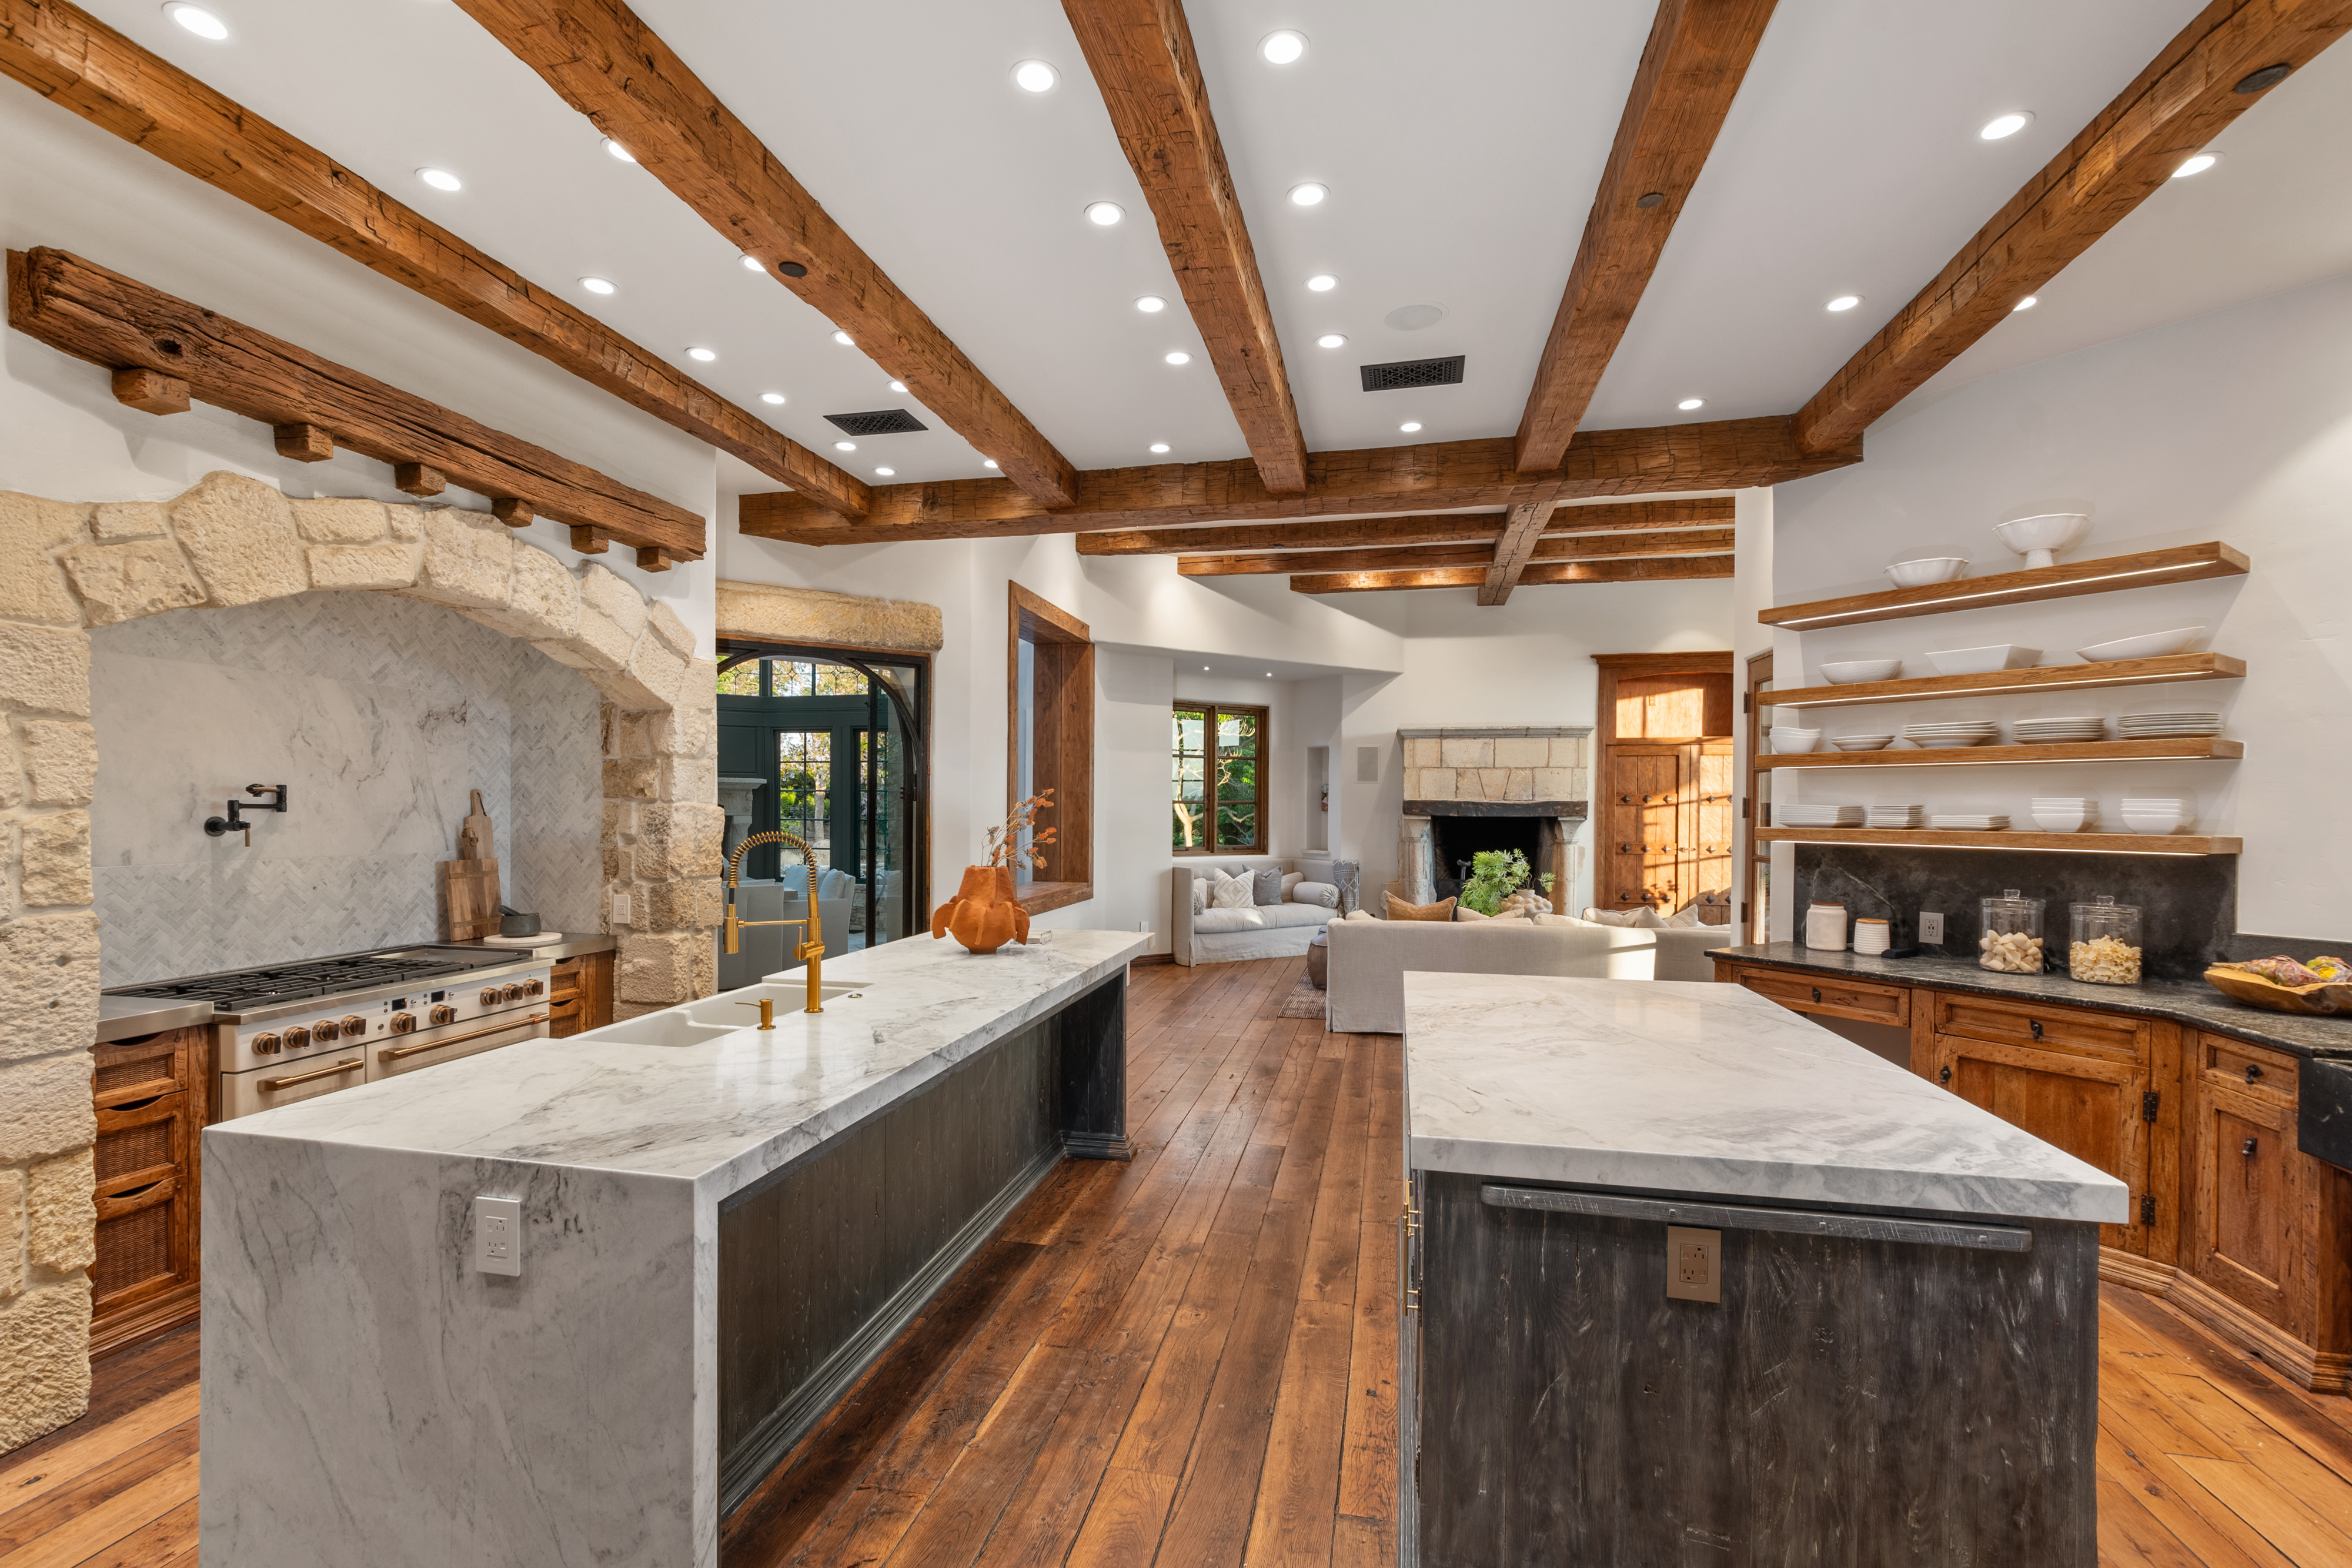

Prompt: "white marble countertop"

[1403,972,2127,1223]
[206,929,1145,1201]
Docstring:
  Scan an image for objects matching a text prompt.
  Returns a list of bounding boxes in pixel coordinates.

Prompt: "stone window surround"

[0,471,726,1455]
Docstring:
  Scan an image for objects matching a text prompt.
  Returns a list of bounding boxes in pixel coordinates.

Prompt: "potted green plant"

[1458,849,1554,917]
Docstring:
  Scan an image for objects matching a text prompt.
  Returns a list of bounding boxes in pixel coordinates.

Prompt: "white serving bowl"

[1771,727,1822,754]
[1886,557,1968,589]
[2123,814,2190,835]
[2076,626,2205,664]
[1830,735,1895,751]
[1993,513,2089,569]
[2032,810,2093,833]
[1926,644,2040,676]
[1820,658,1903,685]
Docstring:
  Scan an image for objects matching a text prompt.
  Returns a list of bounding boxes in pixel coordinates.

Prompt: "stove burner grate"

[109,952,482,1011]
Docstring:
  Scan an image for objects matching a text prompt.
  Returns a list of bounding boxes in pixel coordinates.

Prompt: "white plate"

[1820,659,1904,684]
[1830,737,1895,751]
[2076,626,2204,663]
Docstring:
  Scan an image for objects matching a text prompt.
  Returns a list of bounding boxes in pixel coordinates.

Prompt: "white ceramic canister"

[1805,901,1849,951]
[1853,917,1890,956]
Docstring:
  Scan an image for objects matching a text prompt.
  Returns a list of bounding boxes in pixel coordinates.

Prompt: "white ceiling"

[62,0,2352,490]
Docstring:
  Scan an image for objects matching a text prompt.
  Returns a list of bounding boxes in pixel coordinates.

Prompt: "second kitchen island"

[1401,972,2127,1566]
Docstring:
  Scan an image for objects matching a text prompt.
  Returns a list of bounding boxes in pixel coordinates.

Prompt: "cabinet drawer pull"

[258,1055,363,1091]
[2244,1063,2264,1083]
[1811,986,1822,1003]
[2243,1136,2260,1158]
[2029,1019,2044,1041]
[379,1013,546,1062]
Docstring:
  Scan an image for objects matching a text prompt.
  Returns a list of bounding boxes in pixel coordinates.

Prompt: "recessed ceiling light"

[1203,666,1210,671]
[1305,274,1337,292]
[833,330,854,346]
[984,459,1000,469]
[1677,397,1705,410]
[1085,201,1125,226]
[1013,59,1057,93]
[1165,351,1191,365]
[1288,182,1328,207]
[2012,296,2038,312]
[417,168,462,192]
[1149,443,1171,454]
[834,441,857,452]
[164,4,228,40]
[875,467,894,477]
[602,137,636,163]
[1135,295,1167,313]
[687,347,716,362]
[579,276,616,295]
[1825,294,1862,312]
[2173,152,2219,178]
[1316,333,1347,349]
[1265,672,1273,678]
[889,380,907,393]
[740,255,763,272]
[1399,421,1422,433]
[760,392,786,405]
[1260,30,1307,65]
[1979,112,2032,141]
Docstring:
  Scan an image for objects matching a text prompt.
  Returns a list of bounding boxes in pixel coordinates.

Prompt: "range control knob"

[252,1032,282,1055]
[342,1015,369,1037]
[523,978,544,998]
[429,1004,457,1026]
[501,983,524,1003]
[282,1025,311,1049]
[481,988,500,1007]
[312,1019,340,1042]
[388,1012,416,1034]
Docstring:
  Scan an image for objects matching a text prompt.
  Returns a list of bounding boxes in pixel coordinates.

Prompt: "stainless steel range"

[105,945,554,1121]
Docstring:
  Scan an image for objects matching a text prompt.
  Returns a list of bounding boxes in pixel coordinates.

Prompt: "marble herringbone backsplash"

[92,591,603,986]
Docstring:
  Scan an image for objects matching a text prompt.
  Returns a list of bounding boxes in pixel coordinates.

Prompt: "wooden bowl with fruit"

[2203,955,2352,1015]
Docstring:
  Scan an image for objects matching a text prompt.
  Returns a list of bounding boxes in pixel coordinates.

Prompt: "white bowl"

[2032,811,2092,834]
[1993,513,2089,569]
[1830,735,1895,751]
[1772,730,1821,755]
[2076,626,2205,664]
[2123,815,2190,835]
[1820,658,1903,685]
[1926,644,2040,676]
[1886,557,1968,588]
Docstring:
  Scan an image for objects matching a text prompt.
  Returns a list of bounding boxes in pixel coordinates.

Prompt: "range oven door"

[218,1048,370,1120]
[368,1010,550,1083]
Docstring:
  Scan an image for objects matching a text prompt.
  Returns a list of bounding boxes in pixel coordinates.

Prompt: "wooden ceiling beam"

[1180,526,1736,577]
[1074,496,1735,556]
[1514,0,1779,474]
[0,0,864,523]
[741,416,1844,544]
[1478,500,1555,606]
[1793,0,2352,455]
[454,0,1078,510]
[11,247,705,554]
[1292,555,1733,596]
[1063,0,1305,493]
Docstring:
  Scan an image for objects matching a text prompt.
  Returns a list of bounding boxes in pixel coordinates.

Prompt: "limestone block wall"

[1401,728,1591,805]
[0,472,717,1453]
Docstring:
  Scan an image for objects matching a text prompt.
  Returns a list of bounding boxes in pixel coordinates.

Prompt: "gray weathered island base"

[1400,973,2126,1566]
[199,929,1144,1568]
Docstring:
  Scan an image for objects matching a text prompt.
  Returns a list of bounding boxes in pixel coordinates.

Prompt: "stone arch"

[0,471,721,1450]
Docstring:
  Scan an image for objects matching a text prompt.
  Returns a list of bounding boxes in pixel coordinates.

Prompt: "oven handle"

[258,1055,365,1091]
[379,1013,547,1064]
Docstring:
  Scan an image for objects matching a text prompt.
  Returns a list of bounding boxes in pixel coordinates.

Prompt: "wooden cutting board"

[440,858,502,941]
[458,788,494,862]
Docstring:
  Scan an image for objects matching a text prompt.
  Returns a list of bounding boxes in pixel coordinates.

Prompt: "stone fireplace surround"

[1397,727,1592,908]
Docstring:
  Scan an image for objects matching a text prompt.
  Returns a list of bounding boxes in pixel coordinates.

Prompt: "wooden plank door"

[1933,1034,2150,1253]
[1603,744,1685,912]
[2187,1063,2303,1328]
[1687,741,1734,922]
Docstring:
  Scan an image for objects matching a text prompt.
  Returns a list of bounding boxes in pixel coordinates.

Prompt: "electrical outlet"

[1666,1225,1720,1303]
[1919,910,1945,945]
[475,1195,522,1277]
[611,892,632,927]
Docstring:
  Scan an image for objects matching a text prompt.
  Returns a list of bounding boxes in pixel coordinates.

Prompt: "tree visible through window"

[1172,703,1265,852]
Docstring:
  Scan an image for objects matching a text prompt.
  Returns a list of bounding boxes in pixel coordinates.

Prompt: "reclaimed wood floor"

[6,954,2352,1565]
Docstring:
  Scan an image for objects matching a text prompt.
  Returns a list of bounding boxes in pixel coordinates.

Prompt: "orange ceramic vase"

[931,865,1030,954]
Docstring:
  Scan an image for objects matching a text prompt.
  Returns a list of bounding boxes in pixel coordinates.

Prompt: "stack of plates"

[1865,804,1925,828]
[1902,721,2002,747]
[2120,711,2223,738]
[1778,804,1865,827]
[2013,716,2107,743]
[1929,813,2011,830]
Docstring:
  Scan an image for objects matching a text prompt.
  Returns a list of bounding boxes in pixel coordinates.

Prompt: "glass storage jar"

[1979,888,2045,974]
[2070,895,2143,985]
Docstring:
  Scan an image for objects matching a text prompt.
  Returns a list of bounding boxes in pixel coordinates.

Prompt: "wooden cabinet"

[547,948,614,1038]
[1728,964,1909,1027]
[2186,1033,2303,1328]
[1929,1032,2150,1253]
[90,1026,207,1355]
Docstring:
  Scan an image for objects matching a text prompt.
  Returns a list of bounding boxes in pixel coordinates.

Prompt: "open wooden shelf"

[1758,737,2243,770]
[1756,827,2241,855]
[1768,652,2245,710]
[1759,542,2249,630]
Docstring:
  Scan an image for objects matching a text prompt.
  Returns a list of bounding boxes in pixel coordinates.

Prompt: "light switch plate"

[1666,1225,1720,1303]
[1919,910,1945,945]
[474,1195,522,1276]
[611,892,632,926]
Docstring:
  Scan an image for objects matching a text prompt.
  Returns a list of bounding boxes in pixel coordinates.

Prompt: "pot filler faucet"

[724,830,826,1014]
[204,784,288,846]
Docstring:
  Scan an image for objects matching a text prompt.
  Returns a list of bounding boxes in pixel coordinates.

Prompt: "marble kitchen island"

[1401,972,2127,1567]
[199,928,1145,1568]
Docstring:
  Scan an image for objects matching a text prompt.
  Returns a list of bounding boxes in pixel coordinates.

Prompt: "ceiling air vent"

[823,408,930,437]
[1358,355,1465,393]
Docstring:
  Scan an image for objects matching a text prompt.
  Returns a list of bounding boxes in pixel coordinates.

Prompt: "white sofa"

[1324,915,1732,1034]
[1171,857,1358,966]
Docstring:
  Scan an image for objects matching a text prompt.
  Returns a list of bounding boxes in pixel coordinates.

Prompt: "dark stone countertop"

[1706,942,2352,1060]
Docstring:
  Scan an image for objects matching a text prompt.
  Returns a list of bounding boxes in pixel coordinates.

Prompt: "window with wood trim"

[1007,584,1093,912]
[1171,703,1267,854]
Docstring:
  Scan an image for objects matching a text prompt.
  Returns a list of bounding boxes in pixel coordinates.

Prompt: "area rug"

[1278,977,1327,1019]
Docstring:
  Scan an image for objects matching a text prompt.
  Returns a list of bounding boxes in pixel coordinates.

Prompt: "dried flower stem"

[987,788,1058,869]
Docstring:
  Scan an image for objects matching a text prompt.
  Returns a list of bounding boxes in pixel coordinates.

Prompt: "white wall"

[1769,269,2352,938]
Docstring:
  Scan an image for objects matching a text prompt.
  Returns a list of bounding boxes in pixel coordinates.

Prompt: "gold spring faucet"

[724,830,826,1015]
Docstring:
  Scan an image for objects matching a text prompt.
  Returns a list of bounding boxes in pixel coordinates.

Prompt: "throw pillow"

[1282,871,1304,898]
[1211,870,1255,911]
[1663,902,1706,928]
[1581,905,1667,928]
[1385,892,1456,922]
[1342,909,1377,922]
[1253,868,1285,906]
[1191,875,1209,915]
[1455,905,1489,921]
[1291,880,1339,908]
